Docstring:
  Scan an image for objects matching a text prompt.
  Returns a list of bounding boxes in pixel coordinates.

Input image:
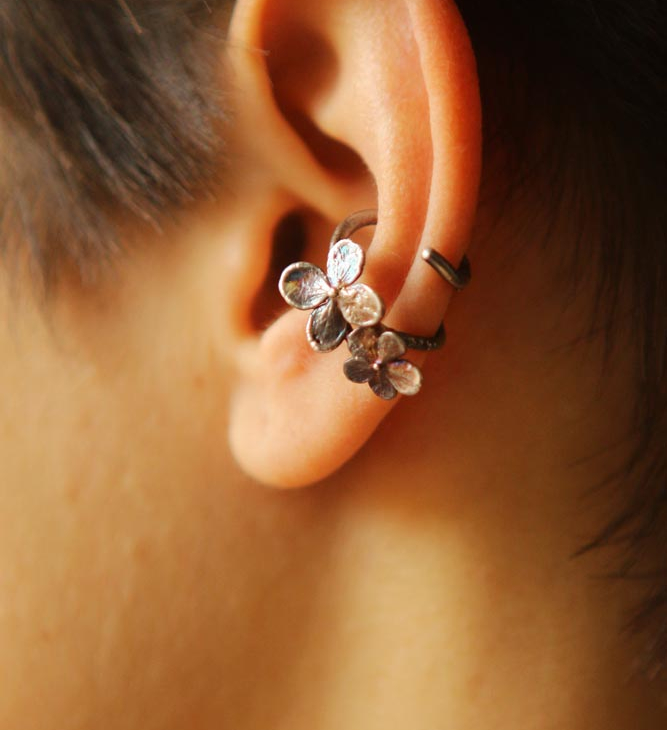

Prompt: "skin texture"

[0,0,665,728]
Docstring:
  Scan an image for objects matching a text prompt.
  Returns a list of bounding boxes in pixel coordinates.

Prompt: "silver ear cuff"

[278,209,470,400]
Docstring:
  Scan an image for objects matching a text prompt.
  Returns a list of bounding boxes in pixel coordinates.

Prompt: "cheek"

[0,401,295,726]
[0,288,249,725]
[0,394,246,725]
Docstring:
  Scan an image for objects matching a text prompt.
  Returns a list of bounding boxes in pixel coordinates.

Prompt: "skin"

[0,0,665,728]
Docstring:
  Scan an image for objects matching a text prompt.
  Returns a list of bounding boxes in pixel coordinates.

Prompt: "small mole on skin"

[132,541,150,564]
[64,482,80,505]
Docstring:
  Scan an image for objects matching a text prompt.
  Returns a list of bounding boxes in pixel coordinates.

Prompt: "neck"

[234,222,666,728]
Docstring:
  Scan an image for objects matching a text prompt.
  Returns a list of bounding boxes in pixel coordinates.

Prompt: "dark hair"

[0,0,230,284]
[1,0,665,678]
[457,0,667,679]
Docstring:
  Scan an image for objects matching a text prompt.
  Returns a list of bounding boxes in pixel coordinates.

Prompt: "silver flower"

[343,327,423,400]
[278,239,385,352]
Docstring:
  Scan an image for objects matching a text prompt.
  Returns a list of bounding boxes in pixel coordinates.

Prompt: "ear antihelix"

[278,209,471,399]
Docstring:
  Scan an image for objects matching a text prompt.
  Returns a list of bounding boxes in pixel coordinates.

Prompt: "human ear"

[225,0,481,487]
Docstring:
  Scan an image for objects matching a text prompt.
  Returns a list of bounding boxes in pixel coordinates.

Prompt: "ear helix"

[278,209,471,400]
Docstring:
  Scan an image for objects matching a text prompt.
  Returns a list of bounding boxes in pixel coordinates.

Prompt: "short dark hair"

[1,0,665,679]
[0,0,230,284]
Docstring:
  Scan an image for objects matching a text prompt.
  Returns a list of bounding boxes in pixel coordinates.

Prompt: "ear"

[225,0,481,488]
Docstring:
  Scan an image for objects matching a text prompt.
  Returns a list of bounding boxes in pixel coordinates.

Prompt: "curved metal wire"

[330,209,470,351]
[330,209,379,246]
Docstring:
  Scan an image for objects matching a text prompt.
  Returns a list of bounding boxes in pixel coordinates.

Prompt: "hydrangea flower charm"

[277,209,471,398]
[343,327,423,400]
[279,239,385,352]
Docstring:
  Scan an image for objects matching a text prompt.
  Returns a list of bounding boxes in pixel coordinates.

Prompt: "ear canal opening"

[249,210,309,332]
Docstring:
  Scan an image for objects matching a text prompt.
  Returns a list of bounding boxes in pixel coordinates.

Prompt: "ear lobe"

[226,0,481,488]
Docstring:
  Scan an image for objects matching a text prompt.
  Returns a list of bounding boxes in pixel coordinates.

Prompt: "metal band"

[330,209,380,246]
[330,209,469,351]
[393,322,446,351]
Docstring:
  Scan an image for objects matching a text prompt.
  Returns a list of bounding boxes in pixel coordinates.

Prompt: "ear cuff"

[278,209,470,400]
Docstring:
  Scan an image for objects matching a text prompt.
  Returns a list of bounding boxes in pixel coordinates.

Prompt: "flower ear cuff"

[278,209,471,400]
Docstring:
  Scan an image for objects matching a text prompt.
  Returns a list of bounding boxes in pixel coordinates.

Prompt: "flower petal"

[385,360,423,396]
[346,326,381,360]
[343,357,376,384]
[338,283,385,327]
[377,331,406,363]
[307,299,349,352]
[279,262,330,310]
[327,239,364,288]
[370,371,397,400]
